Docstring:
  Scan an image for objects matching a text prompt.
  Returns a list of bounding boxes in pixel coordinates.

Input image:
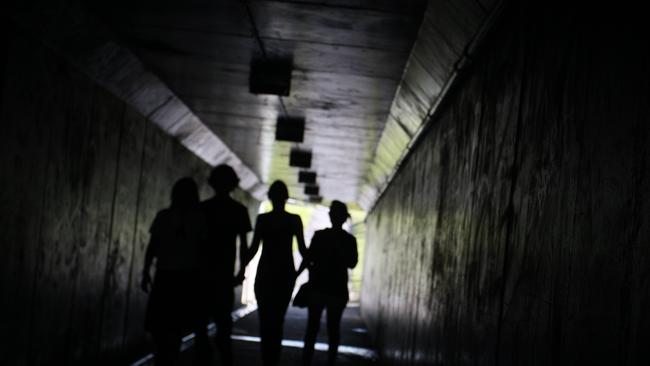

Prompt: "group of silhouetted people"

[141,164,358,366]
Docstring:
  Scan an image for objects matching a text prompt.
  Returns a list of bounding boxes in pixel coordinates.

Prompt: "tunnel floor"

[130,305,377,366]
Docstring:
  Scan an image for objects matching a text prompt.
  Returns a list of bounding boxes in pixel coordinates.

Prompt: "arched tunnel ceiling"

[97,0,428,206]
[11,0,499,209]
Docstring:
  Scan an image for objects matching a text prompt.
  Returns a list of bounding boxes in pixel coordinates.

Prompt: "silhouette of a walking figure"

[141,177,207,366]
[299,200,358,366]
[246,180,307,366]
[193,165,252,366]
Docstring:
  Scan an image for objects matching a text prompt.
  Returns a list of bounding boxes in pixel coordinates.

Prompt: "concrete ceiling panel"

[13,0,502,209]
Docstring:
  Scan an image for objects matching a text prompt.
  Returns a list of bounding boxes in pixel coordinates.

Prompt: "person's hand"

[233,271,245,287]
[141,271,152,293]
[295,262,307,279]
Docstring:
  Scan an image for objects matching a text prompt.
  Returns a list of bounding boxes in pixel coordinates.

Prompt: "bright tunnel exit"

[241,199,367,306]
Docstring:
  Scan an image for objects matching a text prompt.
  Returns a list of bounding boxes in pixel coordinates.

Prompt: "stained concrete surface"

[358,0,498,209]
[362,3,650,366]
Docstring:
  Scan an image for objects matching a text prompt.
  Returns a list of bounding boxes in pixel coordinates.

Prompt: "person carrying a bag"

[298,200,358,366]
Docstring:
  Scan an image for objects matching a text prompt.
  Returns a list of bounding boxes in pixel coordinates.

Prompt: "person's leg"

[169,331,183,366]
[265,299,282,366]
[302,303,325,366]
[271,285,293,365]
[192,317,212,365]
[152,332,167,366]
[192,282,213,366]
[256,289,273,366]
[153,330,181,366]
[259,304,281,366]
[214,288,234,366]
[326,303,345,366]
[260,286,291,366]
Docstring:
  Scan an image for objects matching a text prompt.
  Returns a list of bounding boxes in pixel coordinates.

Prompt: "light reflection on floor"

[129,304,376,366]
[230,335,377,360]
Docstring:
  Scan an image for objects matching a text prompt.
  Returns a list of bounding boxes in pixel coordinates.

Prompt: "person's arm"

[347,236,358,269]
[243,216,262,268]
[141,234,160,293]
[234,231,249,285]
[295,215,307,257]
[296,247,310,277]
[235,207,253,286]
[296,258,308,277]
[296,231,318,277]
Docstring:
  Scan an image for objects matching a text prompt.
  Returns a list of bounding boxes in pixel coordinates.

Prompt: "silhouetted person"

[193,164,252,366]
[246,180,307,366]
[142,177,207,366]
[299,200,358,366]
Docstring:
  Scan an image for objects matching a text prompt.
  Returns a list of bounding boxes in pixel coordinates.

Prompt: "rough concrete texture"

[358,0,498,209]
[361,3,650,365]
[9,0,267,200]
[0,28,257,365]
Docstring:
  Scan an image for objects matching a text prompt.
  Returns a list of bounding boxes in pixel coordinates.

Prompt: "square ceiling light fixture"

[308,196,323,204]
[249,58,293,96]
[298,171,317,184]
[275,117,305,142]
[304,185,320,196]
[289,149,312,168]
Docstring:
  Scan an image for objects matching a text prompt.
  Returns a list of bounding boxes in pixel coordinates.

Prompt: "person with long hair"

[245,180,307,366]
[141,177,207,366]
[299,200,358,366]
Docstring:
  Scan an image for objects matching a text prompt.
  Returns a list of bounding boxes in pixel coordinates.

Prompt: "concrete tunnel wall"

[0,27,258,365]
[361,3,650,366]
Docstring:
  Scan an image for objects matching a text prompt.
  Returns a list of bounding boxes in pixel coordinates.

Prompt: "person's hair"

[268,180,289,202]
[330,200,350,221]
[171,177,199,209]
[208,164,239,193]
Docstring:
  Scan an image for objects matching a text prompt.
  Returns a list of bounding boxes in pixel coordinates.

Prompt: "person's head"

[171,177,199,210]
[329,200,350,228]
[268,180,289,210]
[208,164,239,194]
